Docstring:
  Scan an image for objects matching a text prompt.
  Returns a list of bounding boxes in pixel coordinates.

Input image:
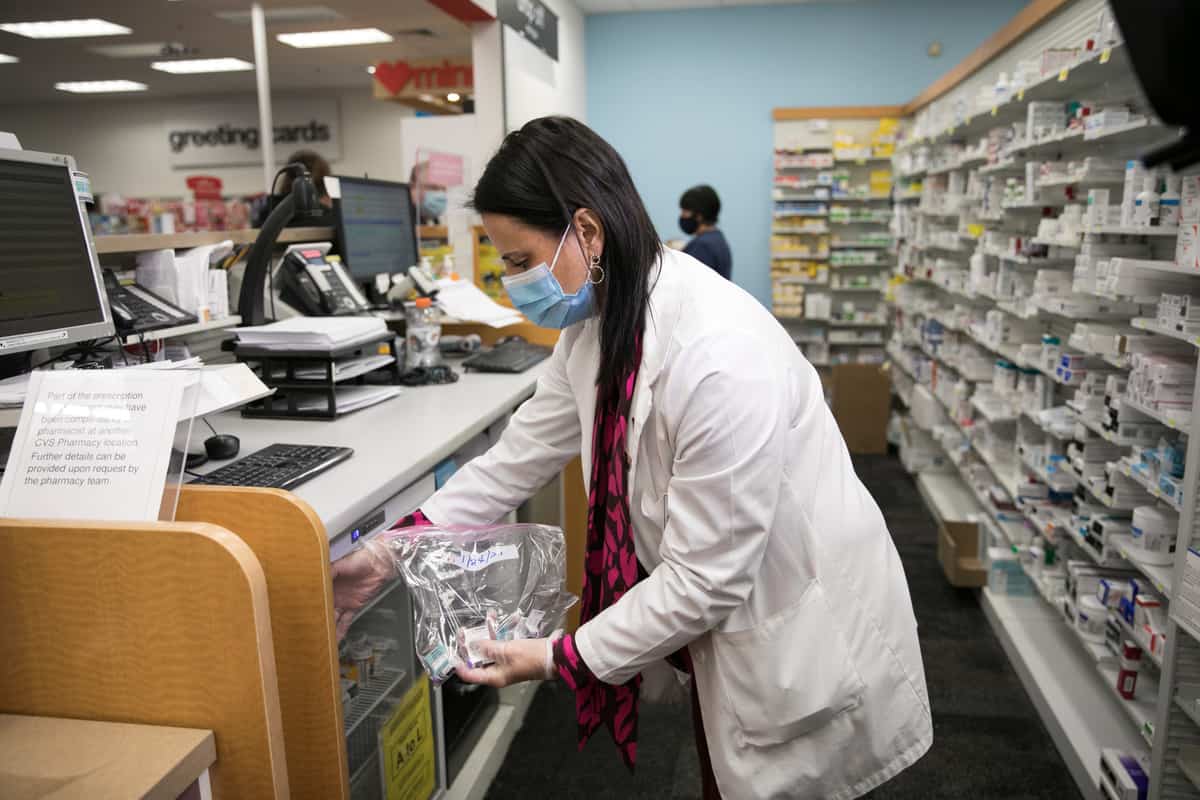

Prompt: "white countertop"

[199,363,544,535]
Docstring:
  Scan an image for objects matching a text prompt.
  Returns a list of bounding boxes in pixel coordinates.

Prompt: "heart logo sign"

[373,61,411,96]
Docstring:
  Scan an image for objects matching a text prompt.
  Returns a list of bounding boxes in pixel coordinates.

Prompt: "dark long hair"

[471,116,660,396]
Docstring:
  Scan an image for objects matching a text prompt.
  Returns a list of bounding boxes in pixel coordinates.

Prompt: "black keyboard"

[462,340,552,373]
[190,443,353,490]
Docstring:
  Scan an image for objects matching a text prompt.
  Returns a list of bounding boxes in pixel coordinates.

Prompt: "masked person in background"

[679,184,732,280]
[333,116,931,799]
[410,161,448,224]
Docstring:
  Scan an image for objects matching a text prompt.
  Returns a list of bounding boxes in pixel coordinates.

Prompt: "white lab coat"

[422,248,932,799]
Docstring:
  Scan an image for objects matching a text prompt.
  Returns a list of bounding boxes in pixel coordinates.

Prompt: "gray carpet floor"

[483,454,1083,799]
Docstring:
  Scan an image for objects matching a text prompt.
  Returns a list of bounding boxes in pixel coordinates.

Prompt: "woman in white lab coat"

[333,116,932,799]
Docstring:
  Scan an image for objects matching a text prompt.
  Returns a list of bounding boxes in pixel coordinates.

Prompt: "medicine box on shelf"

[939,520,986,587]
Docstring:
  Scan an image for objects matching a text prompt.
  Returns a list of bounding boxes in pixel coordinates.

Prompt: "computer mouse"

[204,434,241,460]
[109,301,136,332]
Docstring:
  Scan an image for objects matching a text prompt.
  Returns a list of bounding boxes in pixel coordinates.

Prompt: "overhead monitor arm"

[237,164,323,326]
[238,193,296,326]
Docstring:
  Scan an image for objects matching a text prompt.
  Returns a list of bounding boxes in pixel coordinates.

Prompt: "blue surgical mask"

[421,191,447,220]
[501,226,597,329]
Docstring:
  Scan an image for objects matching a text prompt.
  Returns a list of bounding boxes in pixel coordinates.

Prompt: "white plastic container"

[1134,175,1160,227]
[1122,160,1148,227]
[1077,594,1107,643]
[1129,505,1178,566]
[993,359,1019,394]
[1087,188,1111,226]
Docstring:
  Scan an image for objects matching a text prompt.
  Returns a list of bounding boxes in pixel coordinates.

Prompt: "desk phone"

[278,243,370,316]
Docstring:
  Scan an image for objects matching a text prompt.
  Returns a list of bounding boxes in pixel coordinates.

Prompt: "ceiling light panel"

[55,80,148,93]
[276,28,393,48]
[151,58,254,74]
[0,54,18,64]
[1,19,131,39]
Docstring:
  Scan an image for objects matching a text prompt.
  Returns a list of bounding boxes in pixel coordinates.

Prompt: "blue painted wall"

[585,0,1027,305]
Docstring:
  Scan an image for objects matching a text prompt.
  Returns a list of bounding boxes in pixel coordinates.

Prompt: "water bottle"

[405,297,443,369]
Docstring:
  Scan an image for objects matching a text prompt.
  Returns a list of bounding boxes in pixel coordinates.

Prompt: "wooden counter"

[0,714,215,800]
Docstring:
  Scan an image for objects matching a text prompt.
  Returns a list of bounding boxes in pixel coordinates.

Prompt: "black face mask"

[679,215,699,235]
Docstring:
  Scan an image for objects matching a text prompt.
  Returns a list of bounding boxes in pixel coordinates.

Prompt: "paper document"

[0,373,32,407]
[186,364,274,419]
[129,357,205,371]
[0,370,188,521]
[207,269,230,320]
[175,241,234,320]
[0,363,270,432]
[272,353,395,382]
[0,358,208,409]
[135,249,179,306]
[434,278,524,328]
[295,384,401,415]
[233,315,388,349]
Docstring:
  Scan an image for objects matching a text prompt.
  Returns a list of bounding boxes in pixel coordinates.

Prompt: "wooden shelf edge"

[902,0,1074,114]
[773,105,907,121]
[94,226,334,255]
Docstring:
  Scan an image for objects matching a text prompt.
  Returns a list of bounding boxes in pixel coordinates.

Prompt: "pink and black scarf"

[553,340,658,769]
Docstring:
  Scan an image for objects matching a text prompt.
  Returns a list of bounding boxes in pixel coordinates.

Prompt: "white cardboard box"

[1181,174,1200,224]
[1176,223,1200,270]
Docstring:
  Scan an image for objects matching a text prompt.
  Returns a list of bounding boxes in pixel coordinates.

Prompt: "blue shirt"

[683,229,732,280]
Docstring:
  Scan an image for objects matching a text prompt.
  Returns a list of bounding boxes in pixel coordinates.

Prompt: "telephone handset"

[277,243,369,316]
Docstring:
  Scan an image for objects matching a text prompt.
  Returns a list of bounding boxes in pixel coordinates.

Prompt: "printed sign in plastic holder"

[163,370,202,521]
[0,370,198,522]
[380,674,437,800]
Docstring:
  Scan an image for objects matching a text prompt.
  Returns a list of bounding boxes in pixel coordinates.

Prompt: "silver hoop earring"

[588,254,605,285]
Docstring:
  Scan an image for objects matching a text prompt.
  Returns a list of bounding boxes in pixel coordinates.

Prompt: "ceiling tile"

[0,0,471,104]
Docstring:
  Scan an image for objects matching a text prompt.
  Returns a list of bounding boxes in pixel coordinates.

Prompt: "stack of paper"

[185,364,273,419]
[434,278,524,328]
[0,362,272,429]
[270,353,395,382]
[128,360,273,419]
[296,385,401,415]
[233,316,389,350]
[136,241,234,320]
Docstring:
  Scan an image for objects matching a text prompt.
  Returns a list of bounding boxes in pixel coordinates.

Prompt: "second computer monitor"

[334,176,420,281]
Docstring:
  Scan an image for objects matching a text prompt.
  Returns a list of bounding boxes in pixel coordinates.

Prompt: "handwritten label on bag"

[457,544,518,571]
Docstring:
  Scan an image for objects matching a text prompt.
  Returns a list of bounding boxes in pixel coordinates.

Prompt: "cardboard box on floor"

[938,520,987,588]
[832,363,890,454]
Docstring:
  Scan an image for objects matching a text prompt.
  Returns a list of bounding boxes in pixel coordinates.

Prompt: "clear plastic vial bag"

[368,523,577,683]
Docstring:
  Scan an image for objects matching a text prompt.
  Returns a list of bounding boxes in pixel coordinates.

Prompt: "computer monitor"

[334,176,420,281]
[0,148,114,354]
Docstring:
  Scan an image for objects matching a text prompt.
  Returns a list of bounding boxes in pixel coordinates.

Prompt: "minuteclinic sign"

[372,58,473,105]
[164,98,342,168]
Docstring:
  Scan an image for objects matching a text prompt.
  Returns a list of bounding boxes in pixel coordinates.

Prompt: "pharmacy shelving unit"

[877,1,1200,798]
[771,111,899,372]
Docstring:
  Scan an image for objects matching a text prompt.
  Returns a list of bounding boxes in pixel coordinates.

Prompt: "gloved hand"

[331,541,398,639]
[456,632,562,687]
